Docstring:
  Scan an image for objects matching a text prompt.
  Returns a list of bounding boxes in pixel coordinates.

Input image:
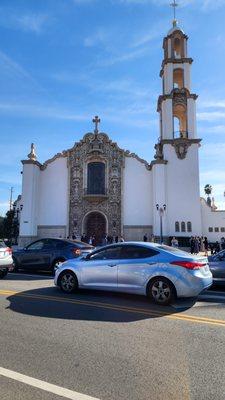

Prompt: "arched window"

[87,162,105,194]
[173,68,184,89]
[175,222,180,232]
[173,104,187,138]
[174,37,182,58]
[181,222,186,232]
[187,222,192,232]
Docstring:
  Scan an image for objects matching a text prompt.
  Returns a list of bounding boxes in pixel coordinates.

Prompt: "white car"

[0,241,13,279]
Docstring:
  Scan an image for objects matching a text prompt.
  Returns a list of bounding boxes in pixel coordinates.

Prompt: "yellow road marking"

[0,289,225,327]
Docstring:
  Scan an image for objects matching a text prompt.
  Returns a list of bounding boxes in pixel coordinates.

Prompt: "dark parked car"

[12,238,94,274]
[208,249,225,285]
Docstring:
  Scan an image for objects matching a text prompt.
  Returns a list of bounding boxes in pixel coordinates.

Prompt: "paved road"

[1,273,225,400]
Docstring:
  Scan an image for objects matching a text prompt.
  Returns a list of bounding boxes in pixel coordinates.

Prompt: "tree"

[2,210,15,242]
[0,216,4,238]
[204,184,212,196]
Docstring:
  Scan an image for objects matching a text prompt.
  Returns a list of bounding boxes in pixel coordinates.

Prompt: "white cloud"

[97,46,149,66]
[201,142,225,157]
[198,125,225,134]
[197,111,225,122]
[84,29,108,47]
[15,14,48,34]
[0,8,49,34]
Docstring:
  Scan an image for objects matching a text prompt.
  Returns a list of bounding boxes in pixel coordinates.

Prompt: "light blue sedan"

[54,242,212,305]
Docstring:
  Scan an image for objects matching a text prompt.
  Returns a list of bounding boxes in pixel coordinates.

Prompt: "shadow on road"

[5,285,197,323]
[8,272,54,281]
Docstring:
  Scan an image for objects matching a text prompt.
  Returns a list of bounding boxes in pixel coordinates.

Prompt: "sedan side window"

[26,240,45,250]
[89,247,122,261]
[120,246,159,259]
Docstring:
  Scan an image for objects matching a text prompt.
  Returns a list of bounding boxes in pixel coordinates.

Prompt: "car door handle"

[108,264,116,267]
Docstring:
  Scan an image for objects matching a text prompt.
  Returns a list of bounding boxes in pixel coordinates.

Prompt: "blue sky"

[0,0,225,215]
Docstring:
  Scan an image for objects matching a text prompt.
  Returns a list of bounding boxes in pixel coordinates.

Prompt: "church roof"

[167,24,185,35]
[28,131,166,171]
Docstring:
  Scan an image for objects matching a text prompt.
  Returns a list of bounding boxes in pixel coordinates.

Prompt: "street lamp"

[156,204,166,244]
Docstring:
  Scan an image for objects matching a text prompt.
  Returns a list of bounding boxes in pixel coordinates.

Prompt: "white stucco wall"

[162,99,173,139]
[152,163,168,236]
[163,143,202,236]
[122,156,153,226]
[201,198,225,241]
[19,163,40,237]
[187,98,197,139]
[38,157,69,227]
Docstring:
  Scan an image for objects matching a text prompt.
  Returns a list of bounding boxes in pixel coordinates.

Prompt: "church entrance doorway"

[84,212,107,245]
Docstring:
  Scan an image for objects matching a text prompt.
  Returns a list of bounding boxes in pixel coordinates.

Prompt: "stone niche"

[68,132,125,239]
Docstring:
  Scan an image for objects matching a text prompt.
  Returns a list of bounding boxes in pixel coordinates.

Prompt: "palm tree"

[204,184,212,196]
[204,184,212,207]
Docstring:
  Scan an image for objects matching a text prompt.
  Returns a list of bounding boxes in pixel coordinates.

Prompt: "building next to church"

[18,20,225,247]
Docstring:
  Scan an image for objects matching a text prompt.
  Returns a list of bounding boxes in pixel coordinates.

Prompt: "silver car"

[208,249,225,285]
[0,241,13,279]
[54,242,212,305]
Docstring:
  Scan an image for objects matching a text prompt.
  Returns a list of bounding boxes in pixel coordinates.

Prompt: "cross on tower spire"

[92,115,100,134]
[170,0,178,27]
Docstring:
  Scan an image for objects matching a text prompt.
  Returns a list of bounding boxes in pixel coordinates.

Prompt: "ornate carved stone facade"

[68,132,125,238]
[161,139,201,160]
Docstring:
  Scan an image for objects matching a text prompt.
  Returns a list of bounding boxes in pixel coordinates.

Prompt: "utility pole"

[9,187,13,211]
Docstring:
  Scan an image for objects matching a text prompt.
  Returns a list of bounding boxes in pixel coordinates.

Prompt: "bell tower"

[152,13,202,239]
[157,19,197,141]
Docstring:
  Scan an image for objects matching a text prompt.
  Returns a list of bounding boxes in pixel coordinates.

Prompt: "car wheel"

[0,270,7,279]
[58,271,78,293]
[147,277,175,306]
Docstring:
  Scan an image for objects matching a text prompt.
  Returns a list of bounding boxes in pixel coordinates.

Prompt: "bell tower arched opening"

[173,104,187,138]
[173,68,184,89]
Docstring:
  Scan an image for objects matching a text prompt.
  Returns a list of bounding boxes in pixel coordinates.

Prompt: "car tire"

[51,259,66,275]
[147,277,175,306]
[58,270,78,293]
[0,270,7,279]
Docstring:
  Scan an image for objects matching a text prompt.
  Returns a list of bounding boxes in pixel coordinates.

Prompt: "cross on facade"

[92,115,101,134]
[170,0,178,24]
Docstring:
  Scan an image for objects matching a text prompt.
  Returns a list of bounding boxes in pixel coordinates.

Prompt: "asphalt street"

[1,273,225,400]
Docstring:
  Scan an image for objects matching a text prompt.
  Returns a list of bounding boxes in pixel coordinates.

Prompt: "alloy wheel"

[60,273,76,293]
[151,280,171,304]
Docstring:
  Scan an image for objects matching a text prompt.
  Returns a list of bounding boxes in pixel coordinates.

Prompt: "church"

[18,20,225,247]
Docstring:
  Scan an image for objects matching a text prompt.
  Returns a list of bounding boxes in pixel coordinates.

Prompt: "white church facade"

[18,22,225,246]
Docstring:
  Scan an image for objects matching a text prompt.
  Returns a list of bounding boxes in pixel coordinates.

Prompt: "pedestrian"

[194,236,199,254]
[143,234,148,242]
[171,237,178,248]
[150,234,155,243]
[200,236,205,253]
[81,233,86,242]
[215,241,221,254]
[190,236,194,254]
[120,236,124,242]
[203,236,209,256]
[221,237,225,250]
[115,236,119,243]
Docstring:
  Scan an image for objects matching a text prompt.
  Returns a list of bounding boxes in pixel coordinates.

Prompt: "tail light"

[71,248,81,256]
[170,261,206,270]
[5,247,12,256]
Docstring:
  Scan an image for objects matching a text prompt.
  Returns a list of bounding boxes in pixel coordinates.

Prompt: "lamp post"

[156,204,166,244]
